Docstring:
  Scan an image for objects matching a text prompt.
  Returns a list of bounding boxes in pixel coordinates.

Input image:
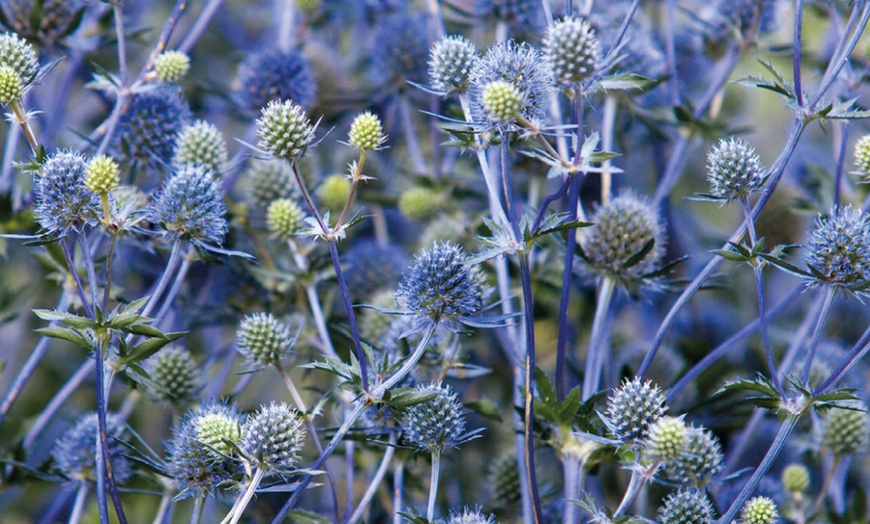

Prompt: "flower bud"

[154,50,191,83]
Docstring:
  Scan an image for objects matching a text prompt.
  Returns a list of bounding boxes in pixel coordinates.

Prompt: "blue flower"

[118,86,192,167]
[149,164,227,247]
[804,205,870,292]
[370,13,432,90]
[234,48,317,116]
[33,149,101,235]
[52,412,132,484]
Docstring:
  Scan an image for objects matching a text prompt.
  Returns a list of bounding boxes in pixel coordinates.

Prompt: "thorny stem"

[799,286,836,384]
[347,432,397,524]
[427,452,442,521]
[327,238,370,392]
[582,278,616,401]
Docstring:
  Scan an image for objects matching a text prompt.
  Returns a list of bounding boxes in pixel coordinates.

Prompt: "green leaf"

[592,72,655,92]
[466,399,503,422]
[557,386,583,424]
[122,322,169,338]
[384,387,438,409]
[119,331,186,366]
[32,309,96,329]
[535,367,557,407]
[287,510,333,524]
[620,238,655,270]
[35,326,90,349]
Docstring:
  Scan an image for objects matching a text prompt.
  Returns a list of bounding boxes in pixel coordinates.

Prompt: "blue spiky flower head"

[804,205,870,292]
[149,164,227,247]
[256,99,316,163]
[172,120,228,174]
[666,425,724,488]
[401,383,467,454]
[234,48,316,116]
[396,241,484,332]
[370,13,432,90]
[167,403,243,497]
[706,137,765,202]
[822,402,870,456]
[544,17,602,86]
[0,31,38,86]
[659,490,716,524]
[240,402,306,472]
[33,149,101,235]
[428,34,478,95]
[446,506,497,524]
[118,86,192,167]
[711,0,782,41]
[605,377,667,445]
[468,40,552,130]
[236,312,295,368]
[52,412,132,484]
[146,346,200,405]
[1,1,85,46]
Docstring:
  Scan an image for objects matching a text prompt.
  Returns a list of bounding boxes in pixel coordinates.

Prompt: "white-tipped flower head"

[85,155,120,194]
[348,111,386,152]
[236,312,295,368]
[34,149,101,235]
[240,402,306,472]
[256,99,316,163]
[740,496,778,524]
[52,413,132,484]
[706,137,765,202]
[149,164,227,246]
[659,490,716,524]
[154,50,191,83]
[0,64,22,104]
[804,205,870,291]
[245,159,299,208]
[0,32,38,87]
[606,377,667,444]
[854,135,870,180]
[401,383,467,454]
[168,403,242,497]
[172,120,228,173]
[822,403,870,456]
[544,17,601,86]
[646,416,688,462]
[482,80,524,125]
[581,192,666,288]
[429,35,478,95]
[267,198,305,239]
[445,507,497,524]
[396,241,484,332]
[194,404,243,457]
[666,425,724,488]
[781,464,810,494]
[147,346,200,405]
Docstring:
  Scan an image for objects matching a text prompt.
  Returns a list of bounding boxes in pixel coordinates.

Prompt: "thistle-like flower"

[234,48,316,115]
[146,346,200,405]
[853,135,870,179]
[172,120,228,173]
[666,425,724,487]
[2,1,84,46]
[256,99,316,163]
[0,31,38,86]
[240,402,306,472]
[154,50,190,83]
[267,198,305,240]
[52,413,132,484]
[149,164,227,247]
[488,452,521,510]
[659,490,716,524]
[118,87,192,166]
[822,403,870,456]
[236,312,295,368]
[580,192,666,290]
[706,137,765,202]
[399,187,442,221]
[85,155,120,195]
[401,383,467,453]
[244,158,299,209]
[370,13,432,89]
[781,464,810,495]
[543,17,601,86]
[348,111,386,152]
[740,496,778,524]
[803,205,870,292]
[428,35,478,95]
[645,416,688,462]
[33,149,101,235]
[0,65,22,104]
[481,80,524,125]
[395,241,485,332]
[605,377,667,444]
[194,404,243,457]
[445,507,497,524]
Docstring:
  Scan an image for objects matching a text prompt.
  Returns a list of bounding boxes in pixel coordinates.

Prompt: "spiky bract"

[256,99,316,163]
[149,164,227,246]
[34,150,100,234]
[240,402,306,472]
[544,17,601,86]
[236,312,295,368]
[445,507,497,524]
[401,383,466,453]
[235,49,316,115]
[172,120,228,173]
[429,35,478,95]
[605,377,667,444]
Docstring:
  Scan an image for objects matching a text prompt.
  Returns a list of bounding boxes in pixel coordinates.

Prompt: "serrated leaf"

[385,387,438,409]
[122,322,168,338]
[557,386,583,424]
[466,399,503,422]
[594,72,654,92]
[35,326,90,348]
[119,331,185,366]
[620,238,655,270]
[713,249,749,262]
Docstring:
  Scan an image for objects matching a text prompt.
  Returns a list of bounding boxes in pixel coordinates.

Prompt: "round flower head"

[486,0,540,27]
[706,137,765,202]
[317,174,351,210]
[244,158,299,209]
[154,50,190,83]
[240,402,306,472]
[428,34,478,95]
[236,312,295,368]
[2,1,84,46]
[605,377,667,444]
[267,198,305,239]
[256,99,316,163]
[149,164,227,247]
[822,403,870,456]
[853,135,870,179]
[659,490,715,524]
[33,149,101,234]
[645,416,688,462]
[580,192,666,289]
[0,64,22,104]
[740,496,778,524]
[370,13,431,89]
[401,383,467,454]
[118,87,192,167]
[713,0,782,40]
[234,48,316,115]
[172,120,228,173]
[146,346,200,405]
[399,186,442,221]
[85,155,120,194]
[481,80,524,125]
[348,111,386,152]
[666,425,724,487]
[0,31,38,86]
[488,452,521,510]
[804,205,870,291]
[344,240,410,302]
[168,403,242,497]
[446,507,497,524]
[781,464,810,494]
[52,413,132,484]
[396,241,484,331]
[544,17,601,86]
[469,40,552,129]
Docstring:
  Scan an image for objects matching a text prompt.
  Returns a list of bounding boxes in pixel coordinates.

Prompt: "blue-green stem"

[95,338,127,524]
[613,458,659,517]
[223,467,266,524]
[808,0,870,111]
[327,238,370,392]
[799,286,836,384]
[793,0,806,108]
[154,258,192,324]
[78,233,100,315]
[178,0,224,54]
[142,242,185,318]
[716,415,800,524]
[815,323,870,395]
[392,459,405,524]
[427,451,442,521]
[151,489,173,524]
[581,278,616,401]
[562,456,582,524]
[60,235,94,319]
[69,482,88,524]
[189,494,204,524]
[348,431,397,524]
